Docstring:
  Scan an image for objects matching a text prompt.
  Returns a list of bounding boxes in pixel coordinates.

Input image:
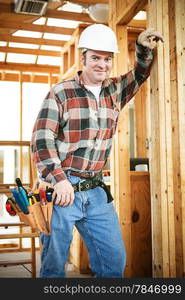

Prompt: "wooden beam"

[0,3,12,13]
[0,46,60,57]
[0,233,39,239]
[34,16,47,65]
[0,3,94,23]
[0,223,29,227]
[111,25,132,278]
[0,21,74,36]
[0,72,59,84]
[46,9,93,23]
[116,0,148,25]
[148,0,176,278]
[134,81,148,157]
[19,72,23,179]
[0,62,60,73]
[128,19,146,29]
[174,0,185,276]
[162,0,176,278]
[0,141,30,146]
[0,34,64,47]
[70,0,108,4]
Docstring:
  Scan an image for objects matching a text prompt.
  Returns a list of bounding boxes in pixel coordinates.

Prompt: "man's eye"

[92,57,98,61]
[105,58,112,63]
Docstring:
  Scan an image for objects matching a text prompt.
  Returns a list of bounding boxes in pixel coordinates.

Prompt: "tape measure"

[5,198,17,216]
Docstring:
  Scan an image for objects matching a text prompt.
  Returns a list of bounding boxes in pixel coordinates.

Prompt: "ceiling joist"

[69,0,108,4]
[0,62,60,74]
[0,46,61,57]
[0,21,74,36]
[0,3,95,23]
[0,72,59,84]
[0,34,65,47]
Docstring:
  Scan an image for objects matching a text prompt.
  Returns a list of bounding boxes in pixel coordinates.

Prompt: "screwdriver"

[15,178,28,195]
[10,188,29,214]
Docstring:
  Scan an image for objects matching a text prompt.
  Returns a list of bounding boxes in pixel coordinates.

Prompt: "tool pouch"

[29,202,53,235]
[18,202,53,235]
[18,211,38,232]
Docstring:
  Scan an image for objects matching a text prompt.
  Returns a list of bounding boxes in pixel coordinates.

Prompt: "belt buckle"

[89,172,94,178]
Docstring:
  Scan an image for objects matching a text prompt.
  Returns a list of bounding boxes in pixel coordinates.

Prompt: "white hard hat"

[78,24,119,53]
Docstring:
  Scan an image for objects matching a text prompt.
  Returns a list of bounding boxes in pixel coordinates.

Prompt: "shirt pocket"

[107,107,119,130]
[98,107,119,140]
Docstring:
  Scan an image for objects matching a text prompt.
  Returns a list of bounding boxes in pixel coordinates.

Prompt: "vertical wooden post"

[162,0,176,277]
[174,0,185,276]
[134,82,148,157]
[48,72,52,88]
[109,0,117,199]
[31,233,36,278]
[168,0,183,277]
[19,71,23,180]
[148,0,176,277]
[111,24,132,277]
[76,25,88,72]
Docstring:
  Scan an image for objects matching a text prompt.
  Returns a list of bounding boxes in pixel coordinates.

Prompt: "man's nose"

[97,59,106,68]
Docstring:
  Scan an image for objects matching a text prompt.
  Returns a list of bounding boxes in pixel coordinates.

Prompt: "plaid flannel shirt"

[31,42,153,184]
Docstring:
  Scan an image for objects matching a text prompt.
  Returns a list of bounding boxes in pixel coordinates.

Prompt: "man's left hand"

[138,28,164,49]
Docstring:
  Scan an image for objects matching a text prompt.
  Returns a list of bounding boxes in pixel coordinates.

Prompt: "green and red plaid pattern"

[31,42,153,184]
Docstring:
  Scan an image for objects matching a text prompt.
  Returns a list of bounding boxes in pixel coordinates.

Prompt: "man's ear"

[80,54,86,66]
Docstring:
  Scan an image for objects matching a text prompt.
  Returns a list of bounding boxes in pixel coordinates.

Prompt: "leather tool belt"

[72,173,113,203]
[69,170,101,179]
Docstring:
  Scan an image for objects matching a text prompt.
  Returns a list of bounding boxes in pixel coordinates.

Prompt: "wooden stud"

[169,0,184,278]
[148,0,177,277]
[134,82,148,157]
[113,25,132,277]
[19,72,23,181]
[174,0,185,276]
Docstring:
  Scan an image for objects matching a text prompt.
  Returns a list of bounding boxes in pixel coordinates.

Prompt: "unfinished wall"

[109,0,151,277]
[109,0,185,278]
[148,0,185,278]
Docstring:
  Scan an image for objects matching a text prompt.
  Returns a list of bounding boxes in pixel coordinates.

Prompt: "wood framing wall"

[109,0,185,278]
[148,0,185,278]
[109,0,151,278]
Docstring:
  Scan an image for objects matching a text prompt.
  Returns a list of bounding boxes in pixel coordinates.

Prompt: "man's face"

[81,50,113,86]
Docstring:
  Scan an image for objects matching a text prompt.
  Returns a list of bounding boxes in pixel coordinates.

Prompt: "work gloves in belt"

[138,28,164,49]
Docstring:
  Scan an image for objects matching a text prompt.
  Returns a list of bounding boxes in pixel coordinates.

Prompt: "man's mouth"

[94,70,106,73]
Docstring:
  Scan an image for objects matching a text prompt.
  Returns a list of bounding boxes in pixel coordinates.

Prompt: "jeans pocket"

[67,174,81,185]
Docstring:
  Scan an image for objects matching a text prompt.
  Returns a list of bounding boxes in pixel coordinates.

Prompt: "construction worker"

[31,24,163,278]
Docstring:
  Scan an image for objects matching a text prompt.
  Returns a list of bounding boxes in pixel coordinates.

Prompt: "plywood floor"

[0,251,93,278]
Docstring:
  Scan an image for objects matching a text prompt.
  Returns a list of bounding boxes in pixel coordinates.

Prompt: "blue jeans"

[40,175,126,278]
